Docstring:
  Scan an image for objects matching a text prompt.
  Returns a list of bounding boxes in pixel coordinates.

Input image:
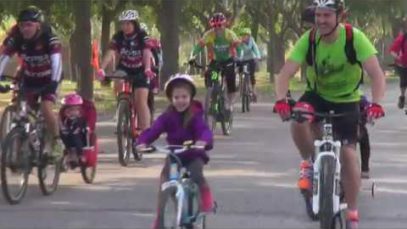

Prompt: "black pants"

[61,132,87,155]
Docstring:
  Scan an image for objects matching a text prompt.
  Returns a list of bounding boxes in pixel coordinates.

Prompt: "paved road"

[0,82,406,229]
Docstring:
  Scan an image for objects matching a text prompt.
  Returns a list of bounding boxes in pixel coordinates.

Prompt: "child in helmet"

[59,93,88,165]
[136,74,214,229]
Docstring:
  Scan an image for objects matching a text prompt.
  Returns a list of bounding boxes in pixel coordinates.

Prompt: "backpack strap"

[344,23,358,65]
[306,28,317,66]
[305,28,318,91]
[344,23,364,93]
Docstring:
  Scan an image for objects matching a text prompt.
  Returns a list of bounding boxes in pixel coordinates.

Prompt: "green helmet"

[240,28,251,35]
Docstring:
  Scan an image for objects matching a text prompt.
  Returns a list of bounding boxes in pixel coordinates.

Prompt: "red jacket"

[390,32,407,67]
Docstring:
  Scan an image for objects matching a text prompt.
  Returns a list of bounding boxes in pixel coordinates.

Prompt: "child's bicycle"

[59,99,98,184]
[189,60,233,136]
[139,143,217,229]
[292,110,375,229]
[105,73,144,166]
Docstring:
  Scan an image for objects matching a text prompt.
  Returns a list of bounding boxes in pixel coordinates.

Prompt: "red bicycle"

[105,74,143,166]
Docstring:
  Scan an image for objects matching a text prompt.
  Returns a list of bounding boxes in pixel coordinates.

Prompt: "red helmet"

[209,12,226,28]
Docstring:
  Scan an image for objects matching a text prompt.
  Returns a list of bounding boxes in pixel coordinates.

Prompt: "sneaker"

[361,170,370,179]
[200,185,214,213]
[398,96,405,109]
[346,210,359,229]
[298,160,313,192]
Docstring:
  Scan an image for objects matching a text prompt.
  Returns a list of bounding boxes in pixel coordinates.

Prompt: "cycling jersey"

[289,25,377,103]
[193,28,240,62]
[109,29,151,70]
[0,24,62,86]
[239,36,261,61]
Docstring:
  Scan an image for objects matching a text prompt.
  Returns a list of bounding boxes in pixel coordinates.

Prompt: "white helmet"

[313,0,344,11]
[119,10,139,21]
[165,74,196,98]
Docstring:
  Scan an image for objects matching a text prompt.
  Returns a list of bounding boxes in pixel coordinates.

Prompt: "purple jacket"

[137,101,213,164]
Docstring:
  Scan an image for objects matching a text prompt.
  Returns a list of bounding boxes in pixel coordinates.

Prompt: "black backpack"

[305,23,363,94]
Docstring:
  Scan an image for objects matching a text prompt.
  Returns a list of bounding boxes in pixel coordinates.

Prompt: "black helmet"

[18,6,43,23]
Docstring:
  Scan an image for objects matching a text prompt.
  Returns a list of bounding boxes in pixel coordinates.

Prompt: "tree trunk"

[157,0,181,86]
[72,0,93,100]
[101,6,113,57]
[35,0,53,21]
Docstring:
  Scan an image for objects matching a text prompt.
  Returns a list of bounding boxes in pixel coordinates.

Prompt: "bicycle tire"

[0,105,16,144]
[38,151,62,196]
[245,74,251,112]
[220,96,232,136]
[1,127,30,204]
[80,162,96,184]
[158,186,179,229]
[116,100,131,166]
[319,155,336,229]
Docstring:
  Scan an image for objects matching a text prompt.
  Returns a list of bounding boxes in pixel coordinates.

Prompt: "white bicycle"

[292,110,375,229]
[139,143,216,229]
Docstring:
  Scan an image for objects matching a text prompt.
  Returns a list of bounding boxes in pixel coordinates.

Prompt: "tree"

[72,0,93,100]
[157,0,181,84]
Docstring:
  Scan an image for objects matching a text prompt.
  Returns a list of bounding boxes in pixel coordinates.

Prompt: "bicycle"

[189,61,233,136]
[105,73,144,166]
[0,75,19,145]
[139,143,217,229]
[237,60,253,113]
[0,79,62,204]
[292,110,375,229]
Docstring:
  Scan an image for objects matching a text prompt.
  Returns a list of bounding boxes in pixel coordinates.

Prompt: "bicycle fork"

[312,139,342,215]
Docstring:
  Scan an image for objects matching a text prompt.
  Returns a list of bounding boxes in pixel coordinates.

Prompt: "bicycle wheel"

[158,186,179,229]
[80,161,96,184]
[38,151,62,196]
[1,127,30,204]
[319,155,336,229]
[220,96,232,136]
[0,105,16,144]
[244,74,251,112]
[116,99,131,166]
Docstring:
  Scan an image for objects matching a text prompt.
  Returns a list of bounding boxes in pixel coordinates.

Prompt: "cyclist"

[389,16,407,109]
[97,10,155,130]
[136,74,214,229]
[0,6,63,155]
[273,0,385,227]
[190,12,240,116]
[238,28,261,102]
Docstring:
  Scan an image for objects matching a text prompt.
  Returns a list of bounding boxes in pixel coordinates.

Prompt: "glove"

[144,69,156,80]
[366,103,385,120]
[96,69,105,81]
[273,99,291,121]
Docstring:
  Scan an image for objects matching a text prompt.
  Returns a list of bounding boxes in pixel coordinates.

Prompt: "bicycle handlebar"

[138,144,205,154]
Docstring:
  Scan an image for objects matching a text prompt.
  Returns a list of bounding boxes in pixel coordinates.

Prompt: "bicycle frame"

[312,120,342,215]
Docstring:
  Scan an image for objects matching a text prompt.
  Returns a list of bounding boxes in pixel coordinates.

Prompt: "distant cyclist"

[238,28,261,102]
[190,12,240,116]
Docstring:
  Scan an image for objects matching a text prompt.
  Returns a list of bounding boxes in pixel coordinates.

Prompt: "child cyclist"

[136,74,214,229]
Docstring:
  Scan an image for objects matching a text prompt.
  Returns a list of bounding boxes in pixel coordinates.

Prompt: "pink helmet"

[61,93,83,106]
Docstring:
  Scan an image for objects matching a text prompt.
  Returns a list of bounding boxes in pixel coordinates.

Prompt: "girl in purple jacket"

[136,74,214,228]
